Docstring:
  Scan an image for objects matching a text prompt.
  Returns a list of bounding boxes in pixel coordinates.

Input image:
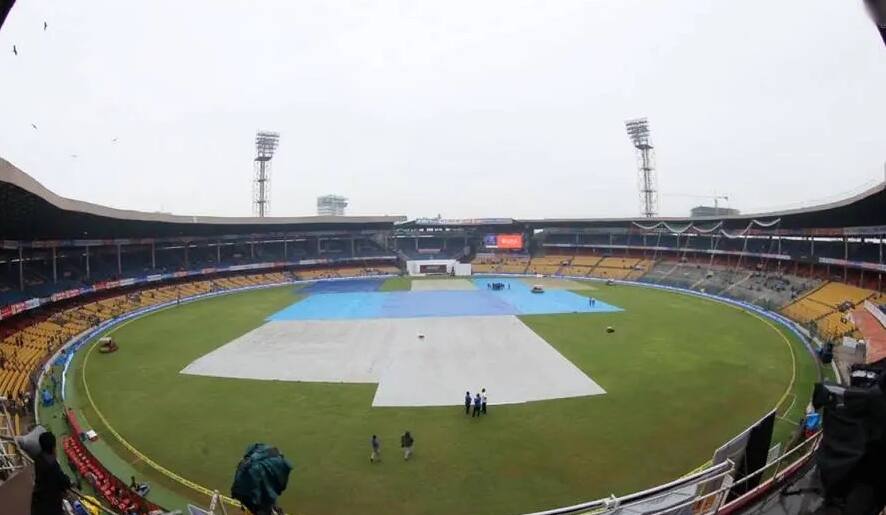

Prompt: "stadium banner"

[818,257,886,273]
[805,228,848,237]
[0,301,31,320]
[542,243,791,260]
[51,289,83,302]
[484,233,524,249]
[844,225,886,236]
[414,217,514,226]
[226,263,274,272]
[498,234,523,249]
[406,259,456,276]
[146,274,164,282]
[543,228,631,235]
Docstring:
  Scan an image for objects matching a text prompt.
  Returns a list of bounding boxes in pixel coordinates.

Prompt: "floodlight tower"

[625,118,658,218]
[253,131,280,217]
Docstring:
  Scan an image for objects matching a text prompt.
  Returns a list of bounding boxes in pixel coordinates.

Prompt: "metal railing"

[0,401,27,481]
[524,431,822,515]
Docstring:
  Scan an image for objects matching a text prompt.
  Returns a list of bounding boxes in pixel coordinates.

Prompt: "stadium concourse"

[0,158,884,515]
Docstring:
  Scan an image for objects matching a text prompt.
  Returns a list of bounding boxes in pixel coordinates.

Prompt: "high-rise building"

[317,195,348,216]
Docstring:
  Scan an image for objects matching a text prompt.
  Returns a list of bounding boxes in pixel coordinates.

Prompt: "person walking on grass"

[370,435,381,463]
[481,388,488,414]
[472,392,482,418]
[464,391,472,415]
[401,431,414,460]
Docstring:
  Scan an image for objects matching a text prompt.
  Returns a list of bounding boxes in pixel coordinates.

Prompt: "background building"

[690,205,740,217]
[317,194,348,216]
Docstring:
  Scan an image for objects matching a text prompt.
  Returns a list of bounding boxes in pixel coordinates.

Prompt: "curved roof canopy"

[0,158,406,240]
[2,157,884,240]
[518,180,885,231]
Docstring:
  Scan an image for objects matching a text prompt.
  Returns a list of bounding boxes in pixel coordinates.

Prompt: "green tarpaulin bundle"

[230,443,293,514]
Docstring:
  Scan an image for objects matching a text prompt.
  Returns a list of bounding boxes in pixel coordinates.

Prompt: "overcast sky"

[1,0,884,220]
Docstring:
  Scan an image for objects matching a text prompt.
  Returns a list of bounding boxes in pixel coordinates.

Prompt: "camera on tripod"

[811,360,886,515]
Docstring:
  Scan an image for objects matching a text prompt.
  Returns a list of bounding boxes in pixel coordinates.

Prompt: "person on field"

[464,391,471,415]
[370,435,381,462]
[481,388,488,414]
[401,431,414,460]
[31,431,71,515]
[130,475,150,496]
[472,393,482,418]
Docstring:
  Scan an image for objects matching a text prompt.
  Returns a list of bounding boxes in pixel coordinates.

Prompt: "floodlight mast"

[253,131,280,217]
[625,118,658,218]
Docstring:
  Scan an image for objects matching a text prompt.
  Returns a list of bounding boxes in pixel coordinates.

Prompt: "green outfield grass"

[69,281,820,515]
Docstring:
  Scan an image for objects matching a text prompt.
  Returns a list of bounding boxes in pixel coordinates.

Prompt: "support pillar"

[217,242,221,263]
[85,245,90,280]
[776,236,782,272]
[151,242,156,269]
[879,237,884,292]
[52,246,58,283]
[283,239,288,260]
[117,243,122,275]
[18,245,24,291]
[810,237,815,277]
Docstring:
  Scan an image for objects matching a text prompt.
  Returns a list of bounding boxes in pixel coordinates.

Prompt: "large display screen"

[484,233,524,249]
[419,264,449,274]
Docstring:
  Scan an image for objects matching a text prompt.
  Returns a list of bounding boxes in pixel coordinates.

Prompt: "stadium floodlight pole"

[625,118,658,218]
[253,131,280,217]
[864,0,886,46]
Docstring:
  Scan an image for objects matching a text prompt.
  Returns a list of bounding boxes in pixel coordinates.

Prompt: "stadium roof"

[3,157,884,240]
[517,179,885,231]
[0,157,406,240]
[396,181,885,233]
[0,1,14,32]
